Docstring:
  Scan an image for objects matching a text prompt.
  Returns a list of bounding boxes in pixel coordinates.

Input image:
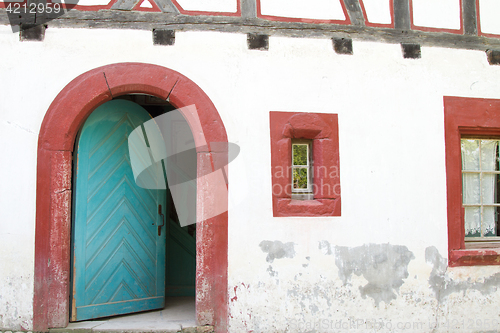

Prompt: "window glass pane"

[483,206,498,236]
[461,139,480,171]
[293,167,308,189]
[462,173,481,204]
[480,140,499,171]
[464,207,481,237]
[481,173,499,204]
[462,139,500,240]
[293,144,308,166]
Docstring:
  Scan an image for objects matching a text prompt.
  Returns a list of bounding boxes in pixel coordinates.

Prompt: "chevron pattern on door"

[71,100,166,321]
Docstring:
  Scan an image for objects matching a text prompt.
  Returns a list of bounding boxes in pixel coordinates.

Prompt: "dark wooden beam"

[19,24,45,41]
[153,28,175,45]
[241,0,256,19]
[394,0,411,30]
[333,37,353,54]
[401,43,421,59]
[343,0,365,26]
[247,33,268,50]
[486,50,500,65]
[2,10,500,51]
[462,0,477,36]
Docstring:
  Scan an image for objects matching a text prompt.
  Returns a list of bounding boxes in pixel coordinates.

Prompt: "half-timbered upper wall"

[2,0,500,52]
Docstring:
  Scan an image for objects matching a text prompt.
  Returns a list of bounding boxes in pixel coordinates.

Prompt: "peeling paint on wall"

[259,240,295,263]
[425,246,500,300]
[320,241,415,305]
[0,274,33,331]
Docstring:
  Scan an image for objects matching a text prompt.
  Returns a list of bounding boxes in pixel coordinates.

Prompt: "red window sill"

[273,198,341,217]
[449,248,500,267]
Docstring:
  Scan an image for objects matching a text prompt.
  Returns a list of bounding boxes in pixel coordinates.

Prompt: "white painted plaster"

[360,0,392,25]
[1,24,500,332]
[478,0,500,35]
[259,0,345,21]
[412,0,461,30]
[139,0,152,9]
[174,0,237,13]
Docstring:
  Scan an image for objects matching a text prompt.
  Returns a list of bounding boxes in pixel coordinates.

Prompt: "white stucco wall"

[1,25,500,332]
[259,0,346,20]
[175,0,237,13]
[412,0,461,30]
[360,0,392,25]
[478,0,500,35]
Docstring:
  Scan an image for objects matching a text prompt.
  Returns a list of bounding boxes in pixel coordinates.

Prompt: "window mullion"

[307,143,311,192]
[480,140,484,238]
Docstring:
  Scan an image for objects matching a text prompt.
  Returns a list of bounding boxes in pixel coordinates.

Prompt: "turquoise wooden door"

[71,100,166,321]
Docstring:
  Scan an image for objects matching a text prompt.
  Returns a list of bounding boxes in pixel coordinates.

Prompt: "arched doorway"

[33,63,228,332]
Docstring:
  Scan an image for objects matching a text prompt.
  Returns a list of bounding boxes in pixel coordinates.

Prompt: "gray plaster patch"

[319,240,332,255]
[302,257,309,268]
[259,240,295,263]
[267,265,277,277]
[326,242,415,306]
[425,246,500,300]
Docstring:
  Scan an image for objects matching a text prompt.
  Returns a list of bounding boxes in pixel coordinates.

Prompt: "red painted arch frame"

[33,63,228,331]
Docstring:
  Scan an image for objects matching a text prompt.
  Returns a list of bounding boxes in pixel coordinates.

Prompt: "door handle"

[158,204,165,236]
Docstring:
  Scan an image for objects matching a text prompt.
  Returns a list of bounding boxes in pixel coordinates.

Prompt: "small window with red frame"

[270,111,341,217]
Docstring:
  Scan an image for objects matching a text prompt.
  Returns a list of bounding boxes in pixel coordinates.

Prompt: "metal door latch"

[158,204,165,236]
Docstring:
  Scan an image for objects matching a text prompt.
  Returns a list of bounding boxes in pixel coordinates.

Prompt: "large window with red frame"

[445,96,500,266]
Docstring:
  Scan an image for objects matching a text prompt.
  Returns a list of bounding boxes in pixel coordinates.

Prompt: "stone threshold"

[46,297,213,333]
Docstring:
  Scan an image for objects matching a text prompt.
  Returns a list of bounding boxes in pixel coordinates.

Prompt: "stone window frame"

[270,111,341,217]
[444,96,500,266]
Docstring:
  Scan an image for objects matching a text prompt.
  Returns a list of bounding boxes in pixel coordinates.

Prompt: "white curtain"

[462,139,498,237]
